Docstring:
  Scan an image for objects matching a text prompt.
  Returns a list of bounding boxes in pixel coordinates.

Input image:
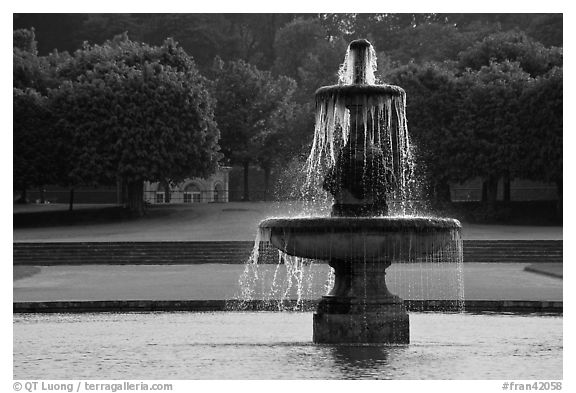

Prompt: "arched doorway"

[214,183,224,202]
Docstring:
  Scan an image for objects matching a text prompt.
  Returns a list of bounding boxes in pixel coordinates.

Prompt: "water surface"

[14,312,562,380]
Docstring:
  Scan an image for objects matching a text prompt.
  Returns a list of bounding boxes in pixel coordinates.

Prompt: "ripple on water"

[13,312,562,380]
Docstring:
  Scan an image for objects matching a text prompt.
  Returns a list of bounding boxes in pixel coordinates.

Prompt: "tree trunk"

[16,188,28,204]
[435,179,452,203]
[503,175,511,203]
[263,165,272,201]
[483,176,498,204]
[69,188,74,211]
[556,180,563,221]
[116,178,123,205]
[161,179,171,203]
[127,180,145,216]
[243,161,250,201]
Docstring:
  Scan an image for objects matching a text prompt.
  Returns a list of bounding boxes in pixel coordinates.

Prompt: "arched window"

[184,183,202,203]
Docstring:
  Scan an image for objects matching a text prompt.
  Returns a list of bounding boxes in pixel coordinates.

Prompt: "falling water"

[230,39,464,315]
[229,228,332,311]
[230,226,464,313]
[338,39,378,85]
[386,227,465,312]
[303,41,418,215]
[304,89,415,215]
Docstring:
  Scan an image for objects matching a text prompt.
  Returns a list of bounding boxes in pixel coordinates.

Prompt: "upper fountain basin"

[259,217,462,263]
[315,84,404,100]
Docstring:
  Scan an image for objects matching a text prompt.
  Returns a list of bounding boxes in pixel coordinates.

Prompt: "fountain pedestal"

[260,217,460,344]
[313,258,409,344]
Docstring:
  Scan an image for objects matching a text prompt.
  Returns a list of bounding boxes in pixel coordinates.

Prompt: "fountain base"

[313,296,409,344]
[311,257,410,344]
[258,217,461,344]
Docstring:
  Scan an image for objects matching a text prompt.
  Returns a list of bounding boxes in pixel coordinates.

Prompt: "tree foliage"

[48,35,220,213]
[458,31,562,77]
[456,61,531,201]
[13,14,563,209]
[273,17,328,80]
[388,59,552,204]
[13,88,55,200]
[13,29,60,201]
[211,58,297,199]
[386,63,467,201]
[13,28,45,91]
[517,67,562,186]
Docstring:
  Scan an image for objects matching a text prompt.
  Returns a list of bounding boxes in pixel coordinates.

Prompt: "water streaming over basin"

[301,41,418,214]
[232,221,464,312]
[232,41,464,345]
[13,312,562,380]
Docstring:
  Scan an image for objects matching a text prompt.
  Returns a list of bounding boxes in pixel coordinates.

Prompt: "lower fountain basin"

[260,217,461,262]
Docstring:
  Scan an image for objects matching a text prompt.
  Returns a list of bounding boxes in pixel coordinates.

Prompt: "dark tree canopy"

[13,14,563,211]
[455,61,531,196]
[458,31,562,77]
[386,63,468,201]
[517,67,562,186]
[13,88,55,198]
[211,57,297,199]
[47,35,221,213]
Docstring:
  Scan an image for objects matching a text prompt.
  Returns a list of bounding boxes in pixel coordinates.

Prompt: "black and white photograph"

[9,6,566,389]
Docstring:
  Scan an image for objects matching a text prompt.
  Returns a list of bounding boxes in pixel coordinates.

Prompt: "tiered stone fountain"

[260,39,461,344]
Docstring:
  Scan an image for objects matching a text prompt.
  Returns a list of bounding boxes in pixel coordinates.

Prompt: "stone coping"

[14,300,562,314]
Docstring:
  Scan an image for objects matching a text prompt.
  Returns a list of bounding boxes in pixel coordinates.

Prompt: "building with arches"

[143,167,230,204]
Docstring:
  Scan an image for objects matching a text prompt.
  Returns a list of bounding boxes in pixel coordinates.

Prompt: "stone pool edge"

[13,299,563,314]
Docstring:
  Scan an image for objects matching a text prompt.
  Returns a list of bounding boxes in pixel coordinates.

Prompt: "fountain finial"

[348,38,371,49]
[347,39,374,85]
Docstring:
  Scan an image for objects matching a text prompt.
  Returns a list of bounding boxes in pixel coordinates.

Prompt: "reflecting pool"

[13,312,562,380]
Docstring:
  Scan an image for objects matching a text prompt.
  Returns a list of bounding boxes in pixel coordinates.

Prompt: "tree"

[13,28,46,92]
[518,67,562,213]
[13,88,55,203]
[211,58,297,200]
[386,62,468,203]
[13,29,60,203]
[440,13,563,47]
[455,61,531,203]
[76,14,299,72]
[49,35,221,215]
[525,14,563,47]
[381,23,481,64]
[458,31,562,77]
[272,17,328,80]
[13,14,88,54]
[252,77,301,199]
[387,59,536,207]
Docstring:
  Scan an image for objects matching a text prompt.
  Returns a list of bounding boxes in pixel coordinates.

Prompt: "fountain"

[11,42,562,382]
[257,39,462,344]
